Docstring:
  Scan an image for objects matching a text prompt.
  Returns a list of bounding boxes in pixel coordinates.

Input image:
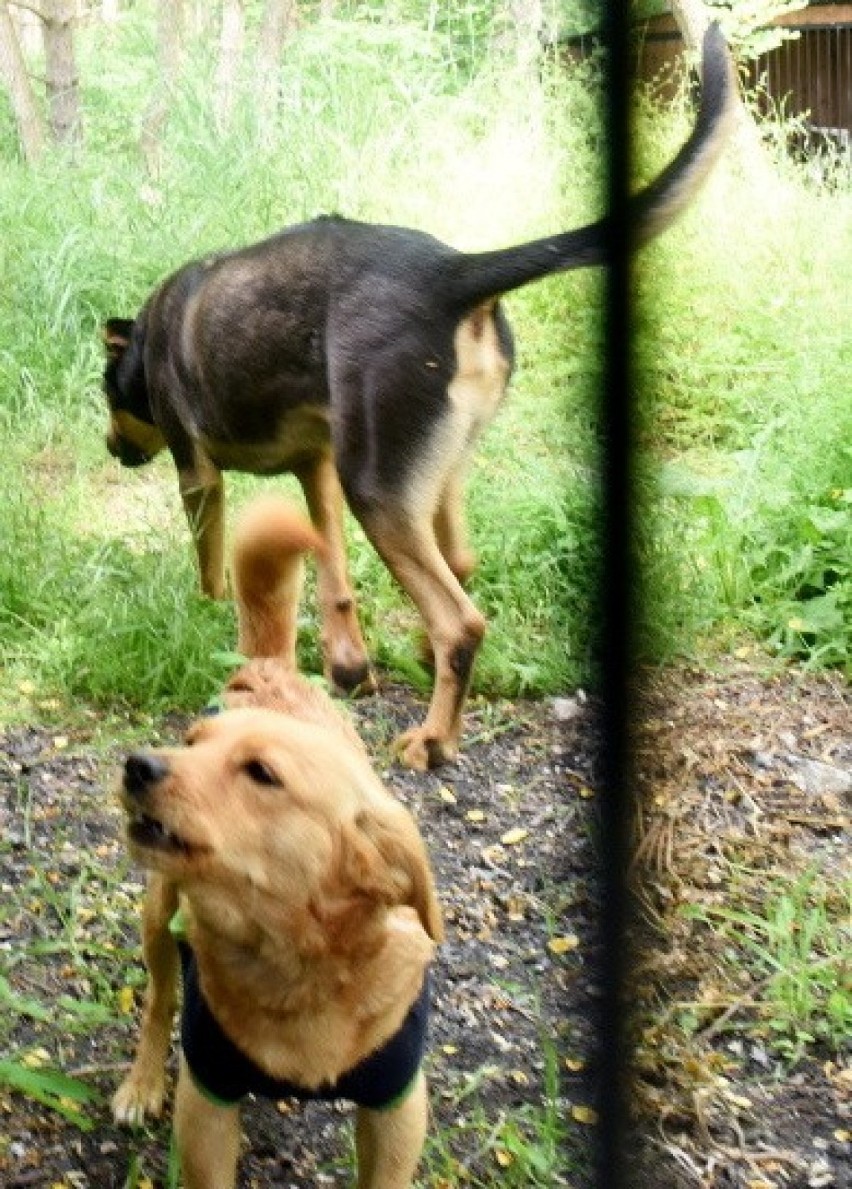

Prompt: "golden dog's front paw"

[394,727,457,771]
[112,1068,167,1126]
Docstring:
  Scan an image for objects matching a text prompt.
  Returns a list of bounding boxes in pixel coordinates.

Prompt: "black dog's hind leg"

[433,465,476,585]
[353,497,486,770]
[417,463,477,671]
[335,303,509,768]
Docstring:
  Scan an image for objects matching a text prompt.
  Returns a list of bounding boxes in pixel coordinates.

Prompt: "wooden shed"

[746,5,852,137]
[634,5,852,140]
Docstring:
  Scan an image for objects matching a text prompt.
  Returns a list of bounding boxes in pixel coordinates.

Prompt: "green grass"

[0,846,142,1137]
[633,86,852,669]
[683,870,852,1061]
[0,6,605,724]
[0,449,237,714]
[0,1059,101,1132]
[422,1039,573,1186]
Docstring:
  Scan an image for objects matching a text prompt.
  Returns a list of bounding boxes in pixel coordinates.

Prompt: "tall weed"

[685,871,852,1060]
[0,463,235,713]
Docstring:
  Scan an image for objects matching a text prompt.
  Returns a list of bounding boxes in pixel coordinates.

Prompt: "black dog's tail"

[447,24,735,311]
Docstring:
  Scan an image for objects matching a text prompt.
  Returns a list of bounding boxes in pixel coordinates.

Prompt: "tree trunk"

[259,0,298,53]
[140,0,186,178]
[40,0,82,151]
[256,0,298,123]
[213,0,245,132]
[493,0,544,70]
[12,3,41,55]
[0,0,46,163]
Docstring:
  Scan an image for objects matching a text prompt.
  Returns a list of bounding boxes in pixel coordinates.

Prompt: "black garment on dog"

[178,941,430,1110]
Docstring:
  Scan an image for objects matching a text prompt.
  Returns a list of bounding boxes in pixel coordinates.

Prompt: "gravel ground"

[1,665,849,1188]
[629,664,851,1189]
[0,685,594,1187]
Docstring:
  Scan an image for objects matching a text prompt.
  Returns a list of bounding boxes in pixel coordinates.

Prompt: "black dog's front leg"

[180,469,227,599]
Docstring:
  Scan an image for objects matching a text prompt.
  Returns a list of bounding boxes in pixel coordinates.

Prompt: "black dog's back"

[106,22,734,462]
[120,217,494,465]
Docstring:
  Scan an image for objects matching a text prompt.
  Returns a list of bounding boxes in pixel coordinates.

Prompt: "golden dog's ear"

[341,805,444,944]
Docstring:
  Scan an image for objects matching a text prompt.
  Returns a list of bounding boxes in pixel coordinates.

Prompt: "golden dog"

[113,496,443,1189]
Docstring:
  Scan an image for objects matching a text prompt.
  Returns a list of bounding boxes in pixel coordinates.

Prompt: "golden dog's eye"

[244,759,280,787]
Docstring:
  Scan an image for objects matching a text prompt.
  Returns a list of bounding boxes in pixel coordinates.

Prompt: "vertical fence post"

[598,1,633,1185]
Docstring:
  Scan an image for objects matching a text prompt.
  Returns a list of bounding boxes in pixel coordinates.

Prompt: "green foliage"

[0,1059,101,1131]
[745,485,852,667]
[704,1,806,60]
[0,458,237,712]
[629,1,807,58]
[422,1033,573,1185]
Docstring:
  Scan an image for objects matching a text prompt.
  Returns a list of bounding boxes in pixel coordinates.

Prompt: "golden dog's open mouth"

[127,811,196,856]
[121,752,205,859]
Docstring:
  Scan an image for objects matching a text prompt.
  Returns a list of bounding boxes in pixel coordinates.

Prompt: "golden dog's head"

[119,707,443,953]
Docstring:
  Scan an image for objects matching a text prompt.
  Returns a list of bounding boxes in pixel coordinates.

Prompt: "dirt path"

[0,667,849,1187]
[630,664,851,1189]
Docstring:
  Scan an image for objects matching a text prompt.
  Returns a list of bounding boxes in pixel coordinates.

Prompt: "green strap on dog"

[168,908,188,940]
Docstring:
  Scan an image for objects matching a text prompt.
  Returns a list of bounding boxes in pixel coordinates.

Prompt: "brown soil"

[629,664,851,1189]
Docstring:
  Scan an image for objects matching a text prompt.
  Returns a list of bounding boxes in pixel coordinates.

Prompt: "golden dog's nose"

[124,753,170,798]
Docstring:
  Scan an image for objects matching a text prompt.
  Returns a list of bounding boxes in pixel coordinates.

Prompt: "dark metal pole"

[598,1,633,1186]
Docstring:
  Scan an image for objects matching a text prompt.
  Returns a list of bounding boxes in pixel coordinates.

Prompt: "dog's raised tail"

[447,23,736,310]
[233,496,325,664]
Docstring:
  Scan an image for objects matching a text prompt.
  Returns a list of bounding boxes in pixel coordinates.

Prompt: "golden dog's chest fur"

[189,902,433,1089]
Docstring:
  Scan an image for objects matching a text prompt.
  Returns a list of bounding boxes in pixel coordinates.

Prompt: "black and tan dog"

[113,496,443,1189]
[103,26,735,770]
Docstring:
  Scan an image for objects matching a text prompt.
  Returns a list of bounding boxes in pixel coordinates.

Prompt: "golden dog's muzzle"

[122,753,191,855]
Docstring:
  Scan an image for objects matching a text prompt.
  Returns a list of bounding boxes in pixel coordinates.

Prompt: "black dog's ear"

[103,318,134,360]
